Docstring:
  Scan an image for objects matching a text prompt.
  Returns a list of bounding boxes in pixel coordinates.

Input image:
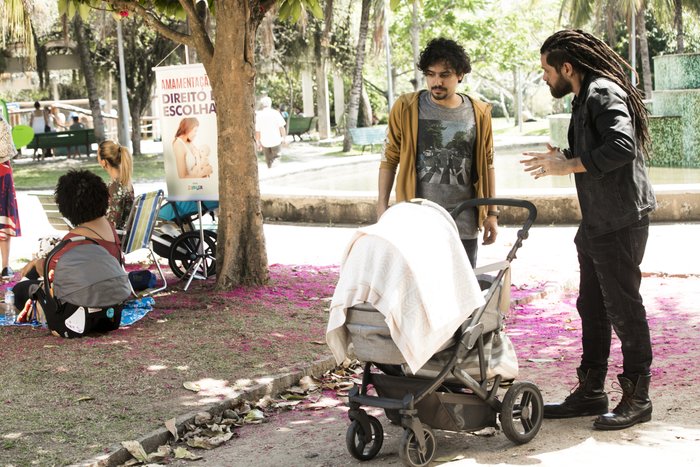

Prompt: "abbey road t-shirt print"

[416,91,478,239]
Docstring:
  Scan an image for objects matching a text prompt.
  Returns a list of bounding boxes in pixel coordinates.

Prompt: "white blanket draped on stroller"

[327,200,486,374]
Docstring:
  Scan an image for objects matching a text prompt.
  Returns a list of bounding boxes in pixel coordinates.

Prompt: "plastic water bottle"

[4,288,15,324]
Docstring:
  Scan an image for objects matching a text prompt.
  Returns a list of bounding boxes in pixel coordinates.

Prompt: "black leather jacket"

[563,75,656,237]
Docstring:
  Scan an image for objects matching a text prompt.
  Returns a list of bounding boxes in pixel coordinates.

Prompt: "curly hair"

[418,38,472,75]
[541,29,649,152]
[54,169,109,226]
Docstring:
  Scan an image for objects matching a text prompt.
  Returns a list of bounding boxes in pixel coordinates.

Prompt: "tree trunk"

[410,0,422,92]
[73,16,106,141]
[206,0,268,288]
[130,99,142,156]
[360,87,373,127]
[315,0,334,139]
[675,0,684,53]
[636,8,653,98]
[343,0,371,152]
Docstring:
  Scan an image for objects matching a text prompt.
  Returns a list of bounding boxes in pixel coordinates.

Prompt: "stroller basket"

[372,374,497,432]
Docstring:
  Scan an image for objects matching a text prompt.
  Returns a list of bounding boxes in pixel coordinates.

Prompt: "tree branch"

[105,1,195,49]
[423,1,456,29]
[177,0,215,61]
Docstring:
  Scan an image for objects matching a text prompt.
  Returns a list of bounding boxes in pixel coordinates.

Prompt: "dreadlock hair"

[541,29,650,153]
[418,38,472,76]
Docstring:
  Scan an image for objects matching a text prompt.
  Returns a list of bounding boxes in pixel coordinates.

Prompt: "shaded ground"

[0,265,337,466]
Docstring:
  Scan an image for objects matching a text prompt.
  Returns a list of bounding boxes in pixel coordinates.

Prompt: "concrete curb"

[73,355,338,467]
[75,284,563,467]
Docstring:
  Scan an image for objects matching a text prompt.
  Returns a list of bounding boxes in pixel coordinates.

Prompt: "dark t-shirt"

[416,91,477,239]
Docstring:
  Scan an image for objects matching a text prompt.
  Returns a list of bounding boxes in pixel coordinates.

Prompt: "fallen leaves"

[182,381,201,392]
[118,361,366,466]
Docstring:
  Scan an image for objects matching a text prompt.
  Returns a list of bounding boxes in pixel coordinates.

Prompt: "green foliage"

[58,80,88,100]
[57,0,93,21]
[279,0,324,22]
[256,72,302,113]
[611,10,671,86]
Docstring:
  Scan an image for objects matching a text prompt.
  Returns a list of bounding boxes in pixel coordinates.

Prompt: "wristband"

[487,210,500,218]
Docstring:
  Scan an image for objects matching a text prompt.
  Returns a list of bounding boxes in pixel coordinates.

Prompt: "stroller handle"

[451,198,537,237]
[453,198,537,264]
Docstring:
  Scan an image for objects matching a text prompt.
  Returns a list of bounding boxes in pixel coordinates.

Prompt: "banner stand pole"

[183,200,208,291]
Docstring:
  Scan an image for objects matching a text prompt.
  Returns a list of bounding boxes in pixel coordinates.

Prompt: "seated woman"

[97,140,134,230]
[13,170,122,318]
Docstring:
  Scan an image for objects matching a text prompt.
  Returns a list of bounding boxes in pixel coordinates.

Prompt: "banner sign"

[154,64,219,201]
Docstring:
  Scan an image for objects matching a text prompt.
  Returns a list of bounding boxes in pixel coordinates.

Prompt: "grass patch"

[0,264,338,466]
[12,154,165,191]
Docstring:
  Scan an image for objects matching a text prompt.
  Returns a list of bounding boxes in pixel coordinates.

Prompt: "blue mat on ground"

[0,297,155,327]
[120,297,155,326]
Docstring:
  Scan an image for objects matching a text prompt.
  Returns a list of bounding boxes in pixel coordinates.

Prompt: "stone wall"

[261,189,700,225]
[653,54,700,90]
[648,116,684,166]
[651,53,700,167]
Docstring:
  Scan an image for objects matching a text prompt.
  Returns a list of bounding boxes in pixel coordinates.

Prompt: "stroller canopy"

[53,243,132,307]
[327,200,485,373]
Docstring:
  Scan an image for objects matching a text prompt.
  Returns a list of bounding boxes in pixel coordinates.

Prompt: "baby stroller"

[34,236,132,338]
[151,200,218,279]
[327,198,541,466]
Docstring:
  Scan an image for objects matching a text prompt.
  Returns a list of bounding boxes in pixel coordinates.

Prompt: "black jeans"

[574,216,652,378]
[461,238,478,269]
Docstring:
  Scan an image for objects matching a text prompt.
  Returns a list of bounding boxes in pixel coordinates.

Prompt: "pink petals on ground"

[507,275,700,388]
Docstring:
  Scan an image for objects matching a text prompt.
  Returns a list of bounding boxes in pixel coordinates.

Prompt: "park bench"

[29,192,72,232]
[27,128,97,157]
[287,116,318,141]
[348,125,387,153]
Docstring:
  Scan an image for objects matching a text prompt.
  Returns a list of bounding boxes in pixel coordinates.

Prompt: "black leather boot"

[594,374,652,430]
[544,367,609,419]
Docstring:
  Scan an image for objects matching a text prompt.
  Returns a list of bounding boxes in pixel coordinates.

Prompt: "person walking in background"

[0,116,21,279]
[255,96,287,169]
[521,29,656,430]
[377,37,499,268]
[29,101,47,160]
[97,140,134,230]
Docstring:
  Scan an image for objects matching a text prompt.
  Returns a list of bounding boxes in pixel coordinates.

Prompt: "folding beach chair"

[122,190,167,296]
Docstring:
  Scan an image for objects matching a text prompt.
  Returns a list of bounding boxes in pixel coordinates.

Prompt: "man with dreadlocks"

[522,29,656,430]
[377,37,498,268]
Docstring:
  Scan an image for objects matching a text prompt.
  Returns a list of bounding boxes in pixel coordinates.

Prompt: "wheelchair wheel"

[398,424,436,467]
[500,381,543,445]
[168,230,217,279]
[345,415,383,461]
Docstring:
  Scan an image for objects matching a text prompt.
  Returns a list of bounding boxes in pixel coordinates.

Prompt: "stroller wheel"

[500,381,544,444]
[346,415,383,461]
[399,424,436,467]
[168,230,217,279]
